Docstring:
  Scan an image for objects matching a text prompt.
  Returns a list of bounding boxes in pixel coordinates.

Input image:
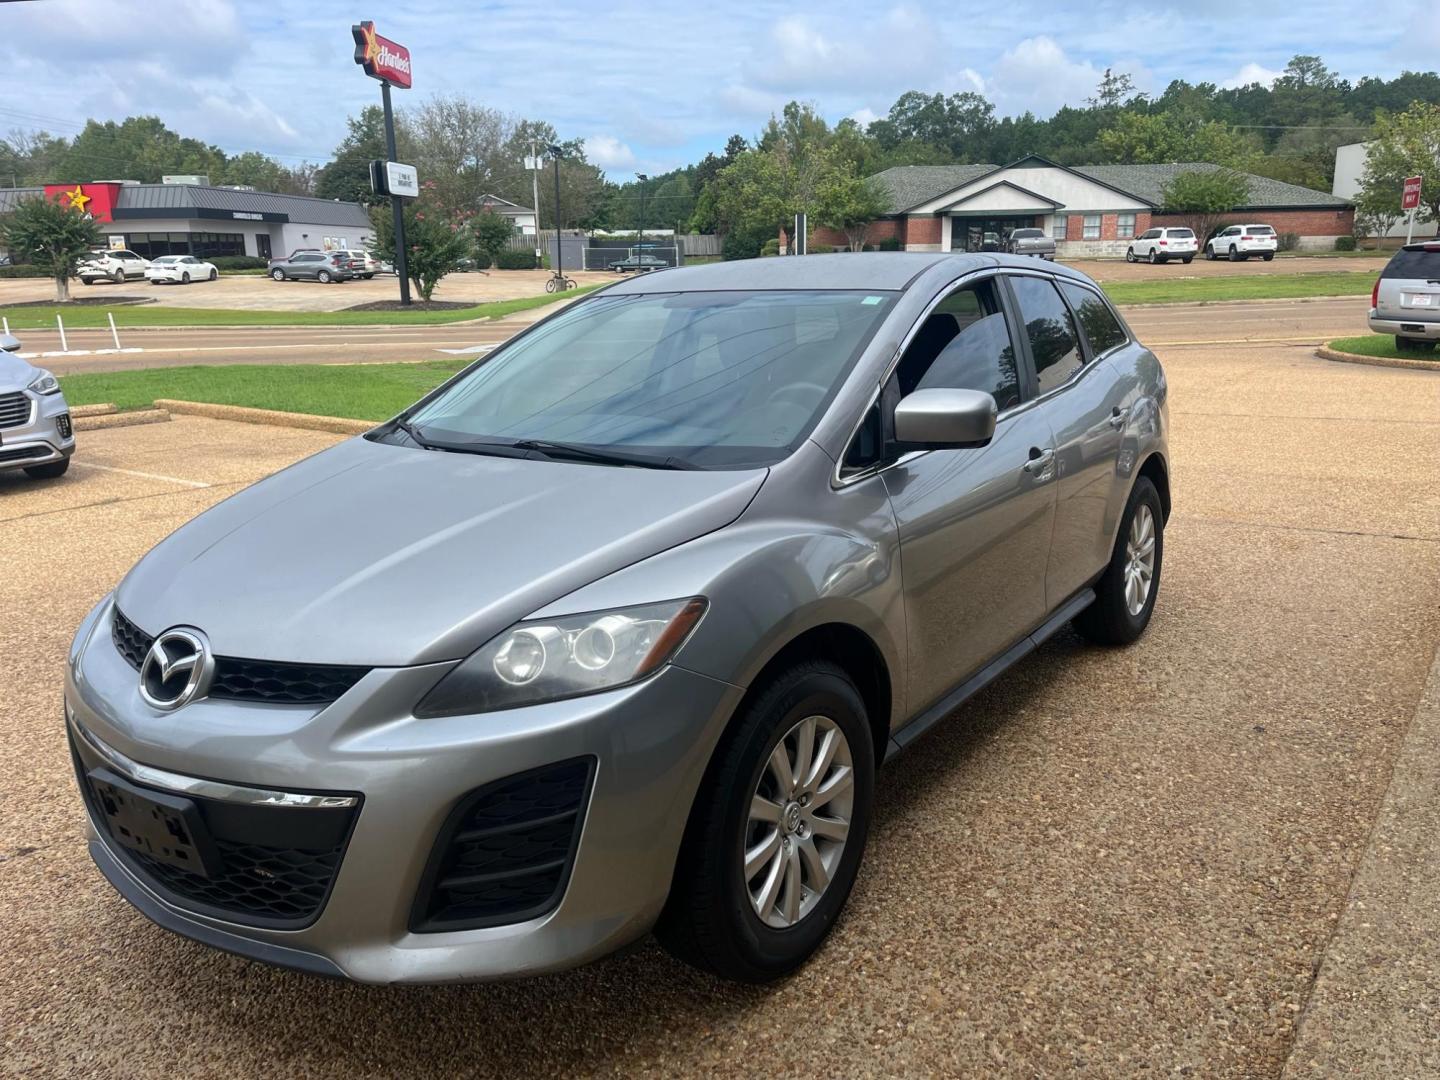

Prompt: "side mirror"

[0,332,21,354]
[894,388,996,448]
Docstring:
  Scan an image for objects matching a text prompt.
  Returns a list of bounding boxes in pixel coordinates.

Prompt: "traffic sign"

[1402,175,1422,211]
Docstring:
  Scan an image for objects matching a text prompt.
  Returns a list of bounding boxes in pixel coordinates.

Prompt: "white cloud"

[848,107,880,127]
[987,36,1102,116]
[584,134,637,170]
[1223,62,1284,89]
[744,7,944,94]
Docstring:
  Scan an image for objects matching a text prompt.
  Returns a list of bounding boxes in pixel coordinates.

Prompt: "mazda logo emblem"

[139,628,215,711]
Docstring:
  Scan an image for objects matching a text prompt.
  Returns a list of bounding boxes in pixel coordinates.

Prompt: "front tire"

[1074,476,1163,646]
[1228,245,1240,262]
[656,660,875,983]
[112,270,124,284]
[209,268,218,280]
[24,459,70,480]
[1126,248,1136,263]
[1206,245,1217,260]
[181,272,190,284]
[271,268,285,281]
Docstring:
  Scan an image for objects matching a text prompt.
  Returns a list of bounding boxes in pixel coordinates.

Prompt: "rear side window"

[1381,248,1440,280]
[1060,282,1127,357]
[1009,276,1083,393]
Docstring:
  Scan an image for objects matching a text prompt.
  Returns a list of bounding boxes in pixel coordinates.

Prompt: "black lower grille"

[111,607,368,705]
[412,758,594,932]
[71,732,360,928]
[55,413,72,439]
[0,445,47,464]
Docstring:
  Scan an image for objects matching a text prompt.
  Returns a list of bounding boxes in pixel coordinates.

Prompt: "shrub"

[877,236,901,251]
[495,250,538,270]
[1334,235,1356,252]
[210,255,269,271]
[1276,232,1300,253]
[722,232,763,261]
[809,244,833,254]
[0,263,52,278]
[760,238,780,257]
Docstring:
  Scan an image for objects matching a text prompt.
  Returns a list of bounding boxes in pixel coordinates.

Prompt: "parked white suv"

[1206,225,1277,262]
[1127,228,1197,265]
[78,249,150,285]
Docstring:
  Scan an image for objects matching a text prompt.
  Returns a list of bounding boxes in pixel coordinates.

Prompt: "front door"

[256,234,272,261]
[882,276,1057,714]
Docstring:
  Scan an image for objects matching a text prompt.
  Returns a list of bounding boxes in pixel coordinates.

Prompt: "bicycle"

[544,272,576,293]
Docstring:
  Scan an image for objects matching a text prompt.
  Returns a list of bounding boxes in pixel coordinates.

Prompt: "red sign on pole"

[352,22,412,88]
[1402,175,1422,211]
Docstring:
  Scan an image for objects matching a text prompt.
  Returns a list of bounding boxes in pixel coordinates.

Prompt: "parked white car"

[144,255,218,285]
[1205,224,1278,262]
[78,249,149,285]
[1127,228,1197,265]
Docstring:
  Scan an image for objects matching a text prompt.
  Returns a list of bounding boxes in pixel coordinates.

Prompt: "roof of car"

[604,252,1103,294]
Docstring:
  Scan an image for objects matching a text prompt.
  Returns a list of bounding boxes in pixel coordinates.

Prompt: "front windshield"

[408,289,897,469]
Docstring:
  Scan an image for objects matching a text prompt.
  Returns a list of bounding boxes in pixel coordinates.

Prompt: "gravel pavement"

[2,329,1437,1078]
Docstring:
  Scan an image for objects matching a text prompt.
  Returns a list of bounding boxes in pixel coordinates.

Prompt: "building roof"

[868,157,1351,214]
[0,184,371,227]
[479,193,535,215]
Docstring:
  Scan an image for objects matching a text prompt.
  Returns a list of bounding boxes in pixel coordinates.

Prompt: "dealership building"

[0,181,373,261]
[816,155,1355,256]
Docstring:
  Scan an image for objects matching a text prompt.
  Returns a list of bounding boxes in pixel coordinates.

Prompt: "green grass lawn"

[0,285,602,330]
[59,360,469,420]
[1327,335,1439,360]
[1102,270,1377,306]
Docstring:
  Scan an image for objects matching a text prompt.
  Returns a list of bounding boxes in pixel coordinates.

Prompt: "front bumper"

[0,387,74,472]
[1369,312,1440,339]
[66,597,744,983]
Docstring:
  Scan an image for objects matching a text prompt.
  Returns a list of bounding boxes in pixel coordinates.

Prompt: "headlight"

[415,597,707,717]
[27,369,60,395]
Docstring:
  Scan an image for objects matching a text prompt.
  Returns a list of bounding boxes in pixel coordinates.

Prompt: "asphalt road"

[14,296,1371,376]
[3,318,1438,1077]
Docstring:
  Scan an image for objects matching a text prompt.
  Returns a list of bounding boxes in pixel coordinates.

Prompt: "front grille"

[111,607,368,705]
[71,733,360,928]
[412,758,594,932]
[55,413,72,439]
[0,391,30,429]
[0,445,47,464]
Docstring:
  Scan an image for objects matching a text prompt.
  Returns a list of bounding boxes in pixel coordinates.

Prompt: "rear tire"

[1147,250,1158,264]
[317,270,332,284]
[656,660,875,984]
[1262,253,1274,262]
[1396,337,1436,353]
[24,459,70,480]
[1181,256,1193,264]
[1074,477,1163,646]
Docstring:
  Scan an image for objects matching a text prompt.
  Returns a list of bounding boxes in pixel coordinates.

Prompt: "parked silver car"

[0,332,74,480]
[1369,240,1440,351]
[66,254,1170,984]
[267,251,354,283]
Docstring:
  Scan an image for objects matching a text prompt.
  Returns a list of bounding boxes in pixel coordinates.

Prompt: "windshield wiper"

[391,417,433,448]
[510,438,700,470]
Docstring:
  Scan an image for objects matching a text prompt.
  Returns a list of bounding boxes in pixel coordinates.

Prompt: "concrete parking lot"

[2,318,1437,1077]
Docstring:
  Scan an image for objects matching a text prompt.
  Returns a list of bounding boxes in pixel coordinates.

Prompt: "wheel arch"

[1137,451,1171,522]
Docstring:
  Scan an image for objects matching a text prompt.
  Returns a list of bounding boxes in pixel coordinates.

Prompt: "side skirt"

[883,587,1095,763]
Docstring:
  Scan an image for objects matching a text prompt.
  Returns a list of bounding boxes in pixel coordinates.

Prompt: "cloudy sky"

[4,0,1436,176]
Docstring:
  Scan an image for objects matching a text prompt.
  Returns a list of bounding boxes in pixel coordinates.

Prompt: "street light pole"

[548,144,564,278]
[635,172,648,263]
[528,141,543,259]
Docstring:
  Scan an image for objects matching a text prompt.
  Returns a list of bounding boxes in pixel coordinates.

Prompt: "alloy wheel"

[743,714,854,929]
[1123,503,1156,616]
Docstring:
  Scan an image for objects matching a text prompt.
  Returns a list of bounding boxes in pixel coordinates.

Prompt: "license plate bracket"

[88,767,222,878]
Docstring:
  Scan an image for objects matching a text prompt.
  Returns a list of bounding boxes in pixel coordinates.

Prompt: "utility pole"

[635,172,648,262]
[529,141,543,261]
[548,144,565,278]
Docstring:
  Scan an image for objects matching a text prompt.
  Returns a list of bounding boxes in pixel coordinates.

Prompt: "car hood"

[0,351,39,388]
[115,437,766,666]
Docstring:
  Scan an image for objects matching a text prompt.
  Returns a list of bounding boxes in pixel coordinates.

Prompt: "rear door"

[880,275,1057,713]
[1376,245,1440,323]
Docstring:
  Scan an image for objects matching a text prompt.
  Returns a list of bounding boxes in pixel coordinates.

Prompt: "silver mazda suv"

[67,253,1169,984]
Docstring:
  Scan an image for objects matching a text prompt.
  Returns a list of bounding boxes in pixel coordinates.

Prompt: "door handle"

[1109,407,1129,430]
[1023,447,1055,474]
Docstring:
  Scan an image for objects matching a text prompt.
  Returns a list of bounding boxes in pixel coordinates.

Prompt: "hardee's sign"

[43,183,122,223]
[352,22,412,89]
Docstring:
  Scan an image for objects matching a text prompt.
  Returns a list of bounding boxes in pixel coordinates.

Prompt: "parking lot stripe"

[70,461,212,488]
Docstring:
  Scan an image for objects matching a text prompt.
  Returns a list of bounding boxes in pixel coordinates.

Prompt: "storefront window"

[123,231,245,259]
[191,232,245,258]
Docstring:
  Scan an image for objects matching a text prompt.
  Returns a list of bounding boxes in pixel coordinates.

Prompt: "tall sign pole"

[353,21,414,305]
[1401,175,1423,245]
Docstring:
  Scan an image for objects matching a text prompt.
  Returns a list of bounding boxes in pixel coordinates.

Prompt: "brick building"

[815,155,1354,256]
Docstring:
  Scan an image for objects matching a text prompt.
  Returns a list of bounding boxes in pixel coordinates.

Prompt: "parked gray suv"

[1369,241,1440,351]
[267,251,354,283]
[67,254,1170,984]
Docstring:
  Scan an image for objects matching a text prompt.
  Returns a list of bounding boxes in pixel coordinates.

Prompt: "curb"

[75,408,170,432]
[69,402,117,418]
[1315,346,1440,371]
[154,399,373,434]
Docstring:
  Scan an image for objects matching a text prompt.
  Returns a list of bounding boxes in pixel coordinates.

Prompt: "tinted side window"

[894,279,1021,411]
[1060,282,1127,357]
[1009,276,1082,393]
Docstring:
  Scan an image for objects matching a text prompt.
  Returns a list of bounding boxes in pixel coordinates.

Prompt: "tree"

[1356,103,1440,229]
[816,172,890,250]
[406,95,509,218]
[315,106,395,206]
[1087,69,1137,110]
[470,206,514,268]
[1158,169,1252,242]
[0,192,102,301]
[369,184,470,302]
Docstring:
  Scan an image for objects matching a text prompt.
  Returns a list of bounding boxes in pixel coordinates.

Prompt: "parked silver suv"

[0,332,74,479]
[1369,241,1440,352]
[67,254,1170,984]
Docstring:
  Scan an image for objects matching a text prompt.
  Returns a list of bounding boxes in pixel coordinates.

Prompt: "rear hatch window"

[1245,227,1275,236]
[1168,229,1195,238]
[1381,247,1440,281]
